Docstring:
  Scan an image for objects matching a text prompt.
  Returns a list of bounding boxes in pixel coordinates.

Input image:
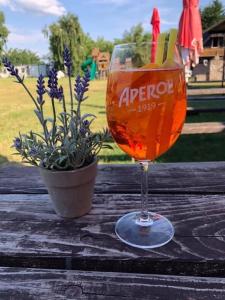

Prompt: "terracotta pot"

[39,159,97,218]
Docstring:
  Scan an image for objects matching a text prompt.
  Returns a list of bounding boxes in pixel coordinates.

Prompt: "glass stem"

[138,161,153,226]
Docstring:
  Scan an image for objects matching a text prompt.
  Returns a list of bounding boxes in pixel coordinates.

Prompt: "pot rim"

[39,156,97,175]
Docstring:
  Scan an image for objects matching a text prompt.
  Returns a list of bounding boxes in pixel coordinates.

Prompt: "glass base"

[115,211,174,249]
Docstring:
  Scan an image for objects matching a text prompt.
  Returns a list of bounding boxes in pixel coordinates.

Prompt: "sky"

[0,0,225,57]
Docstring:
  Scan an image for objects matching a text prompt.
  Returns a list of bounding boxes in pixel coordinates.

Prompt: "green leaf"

[81,113,96,121]
[34,109,42,123]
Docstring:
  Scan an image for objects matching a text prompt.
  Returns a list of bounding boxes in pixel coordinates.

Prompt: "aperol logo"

[119,80,174,107]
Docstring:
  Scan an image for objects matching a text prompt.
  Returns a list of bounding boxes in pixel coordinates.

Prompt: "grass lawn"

[0,77,125,165]
[187,112,225,123]
[187,99,225,123]
[188,100,225,109]
[159,133,225,162]
[188,81,225,89]
[1,77,225,165]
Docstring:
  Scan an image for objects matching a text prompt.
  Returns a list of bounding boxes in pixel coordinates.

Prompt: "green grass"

[159,133,225,162]
[0,78,109,164]
[187,99,225,123]
[187,112,225,123]
[99,133,225,163]
[188,100,225,109]
[1,77,225,165]
[188,82,225,89]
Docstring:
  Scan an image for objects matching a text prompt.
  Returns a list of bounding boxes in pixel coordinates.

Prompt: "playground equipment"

[81,57,97,80]
[81,48,110,80]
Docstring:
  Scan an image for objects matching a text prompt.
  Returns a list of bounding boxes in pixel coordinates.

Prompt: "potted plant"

[2,47,111,218]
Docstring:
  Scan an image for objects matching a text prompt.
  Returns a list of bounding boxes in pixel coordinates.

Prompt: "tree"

[6,48,41,65]
[114,24,151,45]
[83,33,95,58]
[44,13,85,74]
[0,11,9,61]
[94,37,114,54]
[113,24,152,67]
[201,0,225,30]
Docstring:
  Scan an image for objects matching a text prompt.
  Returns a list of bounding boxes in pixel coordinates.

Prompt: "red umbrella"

[151,8,160,63]
[178,0,203,67]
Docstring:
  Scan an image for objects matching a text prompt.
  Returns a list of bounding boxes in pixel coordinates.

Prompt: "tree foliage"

[201,0,225,30]
[83,33,95,57]
[44,14,152,74]
[0,11,9,60]
[6,48,41,65]
[94,37,114,54]
[114,24,151,45]
[44,13,85,74]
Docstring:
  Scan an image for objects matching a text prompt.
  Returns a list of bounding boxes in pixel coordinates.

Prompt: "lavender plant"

[3,47,111,170]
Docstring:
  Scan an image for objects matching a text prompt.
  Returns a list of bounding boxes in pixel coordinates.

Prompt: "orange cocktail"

[106,67,186,160]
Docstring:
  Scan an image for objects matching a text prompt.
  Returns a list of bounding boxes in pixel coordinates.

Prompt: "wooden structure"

[97,52,110,79]
[0,162,225,299]
[91,47,100,59]
[91,47,110,79]
[192,19,225,82]
[81,48,110,80]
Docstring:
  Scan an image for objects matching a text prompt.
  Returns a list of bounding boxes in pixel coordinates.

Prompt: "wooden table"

[0,162,225,299]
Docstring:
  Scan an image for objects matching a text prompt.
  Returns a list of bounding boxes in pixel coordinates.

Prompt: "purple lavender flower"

[48,68,58,94]
[29,148,38,156]
[47,68,62,100]
[75,75,81,93]
[63,46,72,76]
[83,120,89,127]
[2,57,22,82]
[74,71,90,102]
[36,74,45,105]
[13,137,22,150]
[79,127,86,136]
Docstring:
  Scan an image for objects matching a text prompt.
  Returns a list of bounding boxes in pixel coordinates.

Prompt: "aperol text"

[119,80,174,107]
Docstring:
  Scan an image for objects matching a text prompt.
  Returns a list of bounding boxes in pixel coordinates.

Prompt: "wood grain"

[2,162,225,194]
[1,162,225,300]
[188,88,225,96]
[183,122,225,134]
[0,193,224,276]
[0,268,224,300]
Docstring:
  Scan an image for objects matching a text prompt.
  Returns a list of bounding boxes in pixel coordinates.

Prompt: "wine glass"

[106,41,187,249]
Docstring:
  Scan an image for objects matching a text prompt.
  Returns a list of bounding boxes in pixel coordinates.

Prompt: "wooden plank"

[201,47,224,58]
[0,193,224,276]
[182,122,225,134]
[1,162,225,194]
[188,88,225,96]
[187,108,225,114]
[0,268,224,300]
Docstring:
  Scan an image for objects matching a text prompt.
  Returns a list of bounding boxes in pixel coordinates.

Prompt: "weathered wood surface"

[0,193,224,276]
[188,88,225,96]
[0,268,224,300]
[183,122,225,134]
[1,161,225,300]
[2,162,225,194]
